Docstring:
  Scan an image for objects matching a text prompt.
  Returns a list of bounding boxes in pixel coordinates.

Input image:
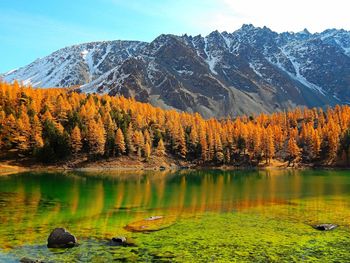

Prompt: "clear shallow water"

[0,169,350,262]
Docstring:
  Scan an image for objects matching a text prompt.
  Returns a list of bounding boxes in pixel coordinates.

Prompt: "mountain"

[2,24,350,118]
[2,41,147,88]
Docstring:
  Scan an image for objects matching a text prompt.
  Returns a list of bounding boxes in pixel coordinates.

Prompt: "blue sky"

[1,0,349,73]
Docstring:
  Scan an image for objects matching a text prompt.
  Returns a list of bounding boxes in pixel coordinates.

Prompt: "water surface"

[0,169,350,262]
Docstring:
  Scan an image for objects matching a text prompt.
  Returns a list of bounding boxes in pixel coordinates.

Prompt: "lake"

[0,169,350,262]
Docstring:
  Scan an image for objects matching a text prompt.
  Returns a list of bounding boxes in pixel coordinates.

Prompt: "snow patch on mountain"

[280,47,326,95]
[95,44,111,70]
[249,61,263,78]
[177,70,194,75]
[203,37,220,75]
[147,60,159,84]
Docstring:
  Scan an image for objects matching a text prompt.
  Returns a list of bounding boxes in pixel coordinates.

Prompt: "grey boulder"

[108,236,136,247]
[47,228,77,248]
[313,224,338,231]
[20,258,43,263]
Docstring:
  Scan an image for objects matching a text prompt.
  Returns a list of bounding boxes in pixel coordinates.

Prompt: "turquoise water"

[0,169,350,262]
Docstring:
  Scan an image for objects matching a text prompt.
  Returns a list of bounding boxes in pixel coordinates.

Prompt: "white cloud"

[191,0,350,34]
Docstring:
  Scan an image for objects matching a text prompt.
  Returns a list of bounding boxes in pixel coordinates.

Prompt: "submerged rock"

[124,215,175,233]
[313,224,338,231]
[152,251,175,260]
[20,258,43,263]
[108,236,136,247]
[47,228,77,248]
[145,216,163,221]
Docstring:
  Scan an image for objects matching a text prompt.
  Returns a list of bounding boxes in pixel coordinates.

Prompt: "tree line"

[1,81,350,166]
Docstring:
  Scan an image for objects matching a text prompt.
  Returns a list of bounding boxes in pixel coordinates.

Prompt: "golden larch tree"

[286,137,301,166]
[71,126,82,154]
[115,129,126,156]
[156,138,166,156]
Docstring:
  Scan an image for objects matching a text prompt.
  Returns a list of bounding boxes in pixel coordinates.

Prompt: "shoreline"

[1,157,349,175]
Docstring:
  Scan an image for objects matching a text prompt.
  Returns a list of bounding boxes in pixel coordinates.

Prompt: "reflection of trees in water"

[0,170,350,248]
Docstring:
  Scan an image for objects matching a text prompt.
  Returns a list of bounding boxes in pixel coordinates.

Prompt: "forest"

[1,81,350,167]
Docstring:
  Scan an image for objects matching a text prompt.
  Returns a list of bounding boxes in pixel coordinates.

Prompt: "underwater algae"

[0,169,350,262]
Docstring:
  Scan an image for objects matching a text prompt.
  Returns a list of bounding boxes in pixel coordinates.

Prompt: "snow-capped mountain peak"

[2,40,147,87]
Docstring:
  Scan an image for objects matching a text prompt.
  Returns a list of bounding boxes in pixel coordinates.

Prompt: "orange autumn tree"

[286,137,301,166]
[0,81,349,166]
[71,126,82,155]
[86,118,106,156]
[115,128,126,156]
[156,138,166,157]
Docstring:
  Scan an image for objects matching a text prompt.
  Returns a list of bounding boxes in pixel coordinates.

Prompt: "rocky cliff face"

[3,25,350,117]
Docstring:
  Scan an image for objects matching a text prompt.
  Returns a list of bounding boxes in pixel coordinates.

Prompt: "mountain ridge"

[2,24,350,117]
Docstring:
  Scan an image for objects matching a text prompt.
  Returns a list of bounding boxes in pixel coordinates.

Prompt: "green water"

[0,169,350,262]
